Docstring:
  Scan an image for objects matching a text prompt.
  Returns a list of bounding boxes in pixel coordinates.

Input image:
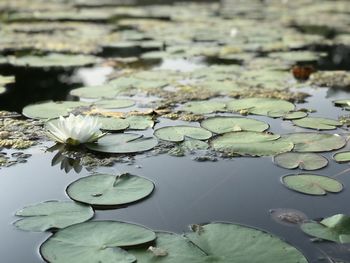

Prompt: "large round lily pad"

[273,153,328,170]
[301,214,350,244]
[130,223,308,263]
[22,101,88,119]
[182,101,226,114]
[333,151,350,163]
[14,201,94,232]
[201,116,269,134]
[281,174,343,195]
[281,133,346,152]
[211,131,293,156]
[95,116,130,131]
[86,133,158,153]
[226,98,295,117]
[66,173,154,206]
[94,99,135,109]
[40,221,156,263]
[154,126,212,142]
[292,117,342,130]
[185,223,308,263]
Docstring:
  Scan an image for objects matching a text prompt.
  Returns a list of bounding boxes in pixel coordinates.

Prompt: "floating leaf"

[281,174,343,195]
[7,53,99,68]
[130,232,207,263]
[14,201,94,232]
[185,223,308,263]
[273,153,328,170]
[23,101,88,119]
[94,99,135,109]
[95,116,129,131]
[268,51,320,62]
[283,111,308,120]
[126,116,154,130]
[182,101,226,114]
[211,131,293,156]
[66,173,154,206]
[201,116,269,134]
[281,133,345,152]
[226,98,295,117]
[333,99,350,110]
[86,133,158,153]
[333,151,350,163]
[40,221,156,263]
[292,117,342,130]
[301,214,350,243]
[154,126,212,142]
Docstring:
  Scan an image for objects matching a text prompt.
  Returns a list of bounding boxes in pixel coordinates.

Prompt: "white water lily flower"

[46,114,105,145]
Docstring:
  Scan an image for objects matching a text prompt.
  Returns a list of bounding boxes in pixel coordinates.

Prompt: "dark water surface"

[1,84,350,262]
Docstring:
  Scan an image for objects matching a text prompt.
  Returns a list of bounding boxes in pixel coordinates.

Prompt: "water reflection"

[47,144,83,174]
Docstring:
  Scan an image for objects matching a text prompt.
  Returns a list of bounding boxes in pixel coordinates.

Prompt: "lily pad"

[226,98,295,117]
[281,133,346,152]
[86,133,158,153]
[333,151,350,163]
[22,101,88,119]
[14,201,94,232]
[273,153,328,170]
[66,173,154,206]
[7,53,100,68]
[333,99,350,110]
[154,126,212,142]
[94,99,135,109]
[40,221,156,263]
[211,131,293,156]
[130,232,207,262]
[292,117,342,130]
[95,116,129,131]
[283,111,308,120]
[281,174,343,195]
[126,116,154,130]
[301,214,350,243]
[182,101,226,114]
[201,116,269,134]
[185,223,308,263]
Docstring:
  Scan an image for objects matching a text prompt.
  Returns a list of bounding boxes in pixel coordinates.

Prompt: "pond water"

[1,1,350,263]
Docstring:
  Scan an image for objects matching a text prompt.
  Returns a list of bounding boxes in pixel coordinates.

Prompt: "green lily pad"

[126,116,154,130]
[273,153,328,170]
[184,223,308,263]
[168,139,209,157]
[70,84,124,99]
[130,232,207,263]
[333,99,350,110]
[7,53,100,68]
[14,201,94,232]
[283,111,308,120]
[281,174,343,195]
[95,116,130,131]
[226,98,295,117]
[94,99,135,109]
[66,173,154,206]
[268,51,320,62]
[86,133,158,153]
[292,117,342,130]
[0,75,15,93]
[40,221,156,263]
[281,133,346,152]
[301,214,350,243]
[182,101,226,114]
[211,131,293,156]
[22,101,89,119]
[201,116,269,134]
[154,126,212,142]
[333,151,350,163]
